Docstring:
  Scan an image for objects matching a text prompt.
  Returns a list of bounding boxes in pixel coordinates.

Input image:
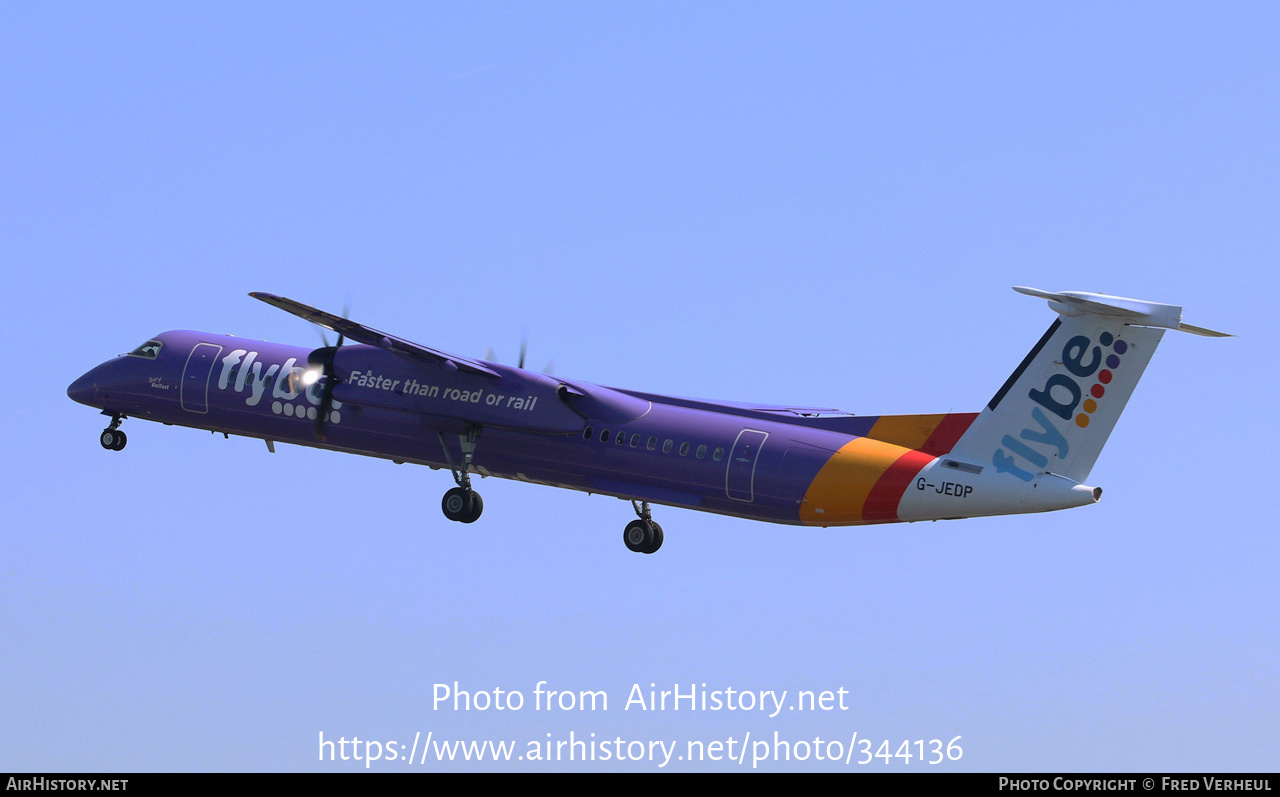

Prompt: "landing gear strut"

[99,414,127,451]
[623,500,663,554]
[438,428,483,523]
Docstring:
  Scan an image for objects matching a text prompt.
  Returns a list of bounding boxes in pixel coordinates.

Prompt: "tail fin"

[947,287,1229,484]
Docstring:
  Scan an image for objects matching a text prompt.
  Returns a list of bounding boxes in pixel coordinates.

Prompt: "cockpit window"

[128,340,163,359]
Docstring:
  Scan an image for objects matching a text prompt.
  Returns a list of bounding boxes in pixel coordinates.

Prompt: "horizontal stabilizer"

[1012,286,1232,337]
[1177,322,1233,338]
[949,287,1229,485]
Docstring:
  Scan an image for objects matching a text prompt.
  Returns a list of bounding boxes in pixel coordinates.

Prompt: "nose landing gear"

[99,415,127,451]
[623,500,664,554]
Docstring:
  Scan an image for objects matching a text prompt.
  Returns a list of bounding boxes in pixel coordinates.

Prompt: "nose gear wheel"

[99,414,127,451]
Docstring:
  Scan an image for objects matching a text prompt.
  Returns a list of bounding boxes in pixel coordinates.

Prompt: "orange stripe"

[800,437,913,525]
[865,414,947,450]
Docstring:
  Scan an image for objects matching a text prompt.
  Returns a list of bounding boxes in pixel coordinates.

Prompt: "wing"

[249,292,501,378]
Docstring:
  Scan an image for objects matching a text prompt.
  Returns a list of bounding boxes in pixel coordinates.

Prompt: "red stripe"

[919,412,979,455]
[861,449,936,522]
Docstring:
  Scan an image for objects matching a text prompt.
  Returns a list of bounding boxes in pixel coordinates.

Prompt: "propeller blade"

[312,304,348,442]
[314,379,333,441]
[305,346,339,441]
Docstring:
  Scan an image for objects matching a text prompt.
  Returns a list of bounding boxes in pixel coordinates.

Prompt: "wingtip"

[1012,286,1055,299]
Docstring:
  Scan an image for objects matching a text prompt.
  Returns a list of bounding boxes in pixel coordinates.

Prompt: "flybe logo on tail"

[993,331,1128,482]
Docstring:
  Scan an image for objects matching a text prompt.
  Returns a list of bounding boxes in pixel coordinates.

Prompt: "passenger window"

[630,433,640,448]
[713,447,725,462]
[646,436,657,451]
[679,442,690,456]
[616,431,626,445]
[584,427,593,440]
[600,429,610,443]
[662,439,673,454]
[696,444,707,459]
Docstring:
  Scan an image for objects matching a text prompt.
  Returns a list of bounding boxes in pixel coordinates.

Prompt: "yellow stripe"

[800,437,912,525]
[865,413,948,450]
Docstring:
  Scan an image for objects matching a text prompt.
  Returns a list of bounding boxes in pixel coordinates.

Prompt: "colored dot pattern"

[271,400,340,424]
[1075,335,1125,429]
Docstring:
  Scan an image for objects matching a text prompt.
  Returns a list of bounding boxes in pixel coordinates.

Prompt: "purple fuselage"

[69,330,878,525]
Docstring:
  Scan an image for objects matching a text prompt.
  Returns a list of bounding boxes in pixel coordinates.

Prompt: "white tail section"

[948,287,1227,485]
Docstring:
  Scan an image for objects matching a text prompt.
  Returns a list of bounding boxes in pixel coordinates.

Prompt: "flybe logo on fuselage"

[992,331,1128,482]
[215,349,343,422]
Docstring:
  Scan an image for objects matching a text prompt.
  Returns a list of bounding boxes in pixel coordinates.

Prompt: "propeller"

[483,330,555,375]
[306,296,351,442]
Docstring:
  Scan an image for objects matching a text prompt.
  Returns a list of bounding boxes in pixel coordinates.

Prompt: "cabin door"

[726,429,768,502]
[181,343,222,414]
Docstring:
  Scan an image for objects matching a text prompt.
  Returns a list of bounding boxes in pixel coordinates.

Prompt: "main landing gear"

[442,487,483,524]
[624,500,663,554]
[99,414,127,451]
[438,428,483,524]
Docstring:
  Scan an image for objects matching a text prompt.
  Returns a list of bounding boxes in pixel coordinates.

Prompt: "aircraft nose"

[67,369,98,405]
[68,360,125,407]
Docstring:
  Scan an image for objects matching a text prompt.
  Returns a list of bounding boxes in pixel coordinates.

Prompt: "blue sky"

[2,2,1275,772]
